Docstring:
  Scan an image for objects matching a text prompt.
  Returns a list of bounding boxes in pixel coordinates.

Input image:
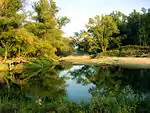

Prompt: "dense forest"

[0,0,150,61]
[74,8,150,56]
[0,0,74,61]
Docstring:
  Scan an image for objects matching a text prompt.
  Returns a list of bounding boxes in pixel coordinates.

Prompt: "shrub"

[97,45,150,57]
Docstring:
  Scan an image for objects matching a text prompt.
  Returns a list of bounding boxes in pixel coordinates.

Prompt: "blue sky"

[29,0,150,36]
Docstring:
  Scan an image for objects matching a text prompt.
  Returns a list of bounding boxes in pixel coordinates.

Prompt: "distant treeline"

[74,8,150,55]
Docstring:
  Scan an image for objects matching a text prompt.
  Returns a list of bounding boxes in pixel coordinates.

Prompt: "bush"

[97,50,120,57]
[97,45,150,57]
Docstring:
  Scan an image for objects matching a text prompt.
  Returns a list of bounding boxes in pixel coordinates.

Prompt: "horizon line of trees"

[0,0,74,61]
[0,0,150,59]
[73,8,150,54]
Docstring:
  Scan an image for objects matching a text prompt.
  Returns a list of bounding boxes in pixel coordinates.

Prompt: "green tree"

[126,10,141,45]
[74,30,92,53]
[109,11,127,48]
[57,16,70,29]
[126,8,150,46]
[138,8,150,46]
[0,0,34,59]
[25,0,73,57]
[86,15,119,52]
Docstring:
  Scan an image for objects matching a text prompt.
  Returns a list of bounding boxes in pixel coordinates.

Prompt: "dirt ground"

[59,55,150,68]
[108,57,150,64]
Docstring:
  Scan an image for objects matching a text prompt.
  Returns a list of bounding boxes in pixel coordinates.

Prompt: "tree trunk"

[3,48,7,62]
[102,46,106,52]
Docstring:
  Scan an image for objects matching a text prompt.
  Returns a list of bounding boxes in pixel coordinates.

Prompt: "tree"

[0,0,31,59]
[25,0,73,57]
[125,9,150,46]
[138,8,150,46]
[126,10,141,45]
[57,16,70,29]
[73,30,92,53]
[86,15,119,52]
[109,11,128,47]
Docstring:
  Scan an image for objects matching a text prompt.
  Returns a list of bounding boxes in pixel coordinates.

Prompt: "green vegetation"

[0,0,73,61]
[74,8,150,56]
[0,0,149,59]
[97,45,149,57]
[0,0,150,112]
[1,59,150,113]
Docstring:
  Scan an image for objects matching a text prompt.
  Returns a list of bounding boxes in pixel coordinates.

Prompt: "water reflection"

[0,59,66,107]
[1,63,150,100]
[0,60,150,112]
[59,65,93,103]
[66,65,150,112]
[68,65,150,96]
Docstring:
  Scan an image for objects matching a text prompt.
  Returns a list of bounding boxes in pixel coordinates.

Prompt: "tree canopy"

[74,8,150,55]
[0,0,73,60]
[0,0,150,58]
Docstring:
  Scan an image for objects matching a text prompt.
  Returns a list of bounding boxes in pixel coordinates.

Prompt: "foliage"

[96,45,149,57]
[57,16,71,29]
[90,86,140,113]
[0,63,149,113]
[74,8,150,56]
[75,15,119,54]
[0,0,73,60]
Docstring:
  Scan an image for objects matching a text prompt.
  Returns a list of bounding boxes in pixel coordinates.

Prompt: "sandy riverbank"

[59,56,150,69]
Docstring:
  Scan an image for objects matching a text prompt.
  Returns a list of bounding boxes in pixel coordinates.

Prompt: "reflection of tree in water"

[69,65,143,112]
[69,65,150,95]
[0,58,66,104]
[69,65,121,91]
[119,68,150,93]
[69,65,95,85]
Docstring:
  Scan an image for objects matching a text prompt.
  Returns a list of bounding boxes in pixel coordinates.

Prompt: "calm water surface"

[59,65,94,102]
[1,63,150,103]
[60,64,150,102]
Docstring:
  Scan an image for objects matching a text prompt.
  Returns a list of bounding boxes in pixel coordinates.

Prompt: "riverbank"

[59,55,150,69]
[1,56,150,71]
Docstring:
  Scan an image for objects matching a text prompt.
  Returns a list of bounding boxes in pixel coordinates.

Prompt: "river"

[0,61,150,112]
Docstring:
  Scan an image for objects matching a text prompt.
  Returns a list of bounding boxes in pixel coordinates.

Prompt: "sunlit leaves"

[0,0,23,17]
[57,16,70,28]
[0,0,73,58]
[87,15,119,52]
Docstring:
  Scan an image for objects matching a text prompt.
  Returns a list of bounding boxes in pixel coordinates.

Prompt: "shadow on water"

[65,64,150,112]
[0,59,150,112]
[0,58,67,112]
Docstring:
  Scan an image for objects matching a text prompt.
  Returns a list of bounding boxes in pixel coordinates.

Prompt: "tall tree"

[0,0,33,59]
[109,11,128,47]
[138,8,150,46]
[25,0,73,57]
[126,10,141,45]
[86,15,119,52]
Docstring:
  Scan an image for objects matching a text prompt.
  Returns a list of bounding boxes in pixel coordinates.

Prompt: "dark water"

[59,64,150,102]
[0,61,150,111]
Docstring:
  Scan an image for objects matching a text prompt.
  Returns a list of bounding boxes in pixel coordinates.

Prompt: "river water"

[59,64,150,102]
[0,62,150,111]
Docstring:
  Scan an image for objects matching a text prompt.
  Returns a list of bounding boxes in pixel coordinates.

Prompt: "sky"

[28,0,150,37]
